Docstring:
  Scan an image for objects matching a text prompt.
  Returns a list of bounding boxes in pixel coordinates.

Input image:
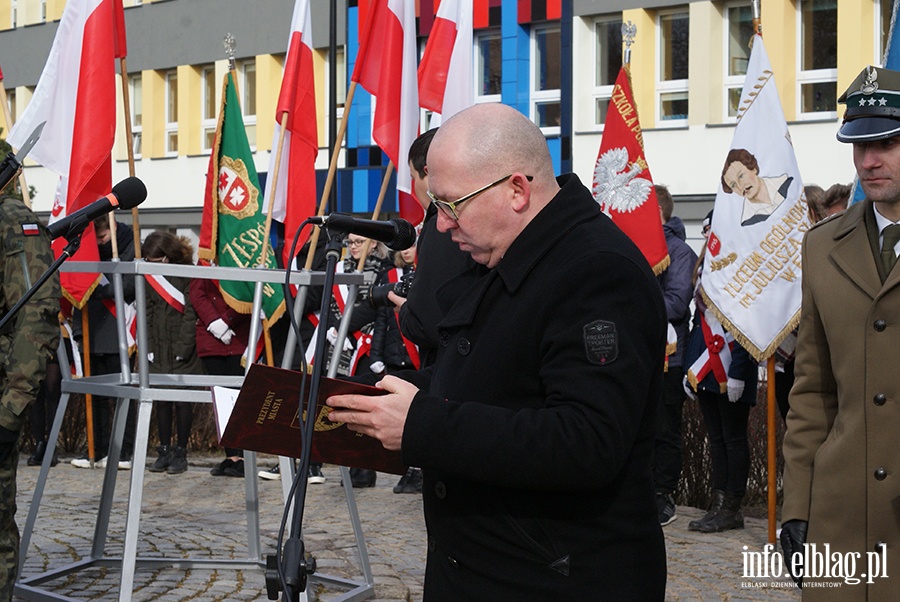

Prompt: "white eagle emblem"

[592,147,652,213]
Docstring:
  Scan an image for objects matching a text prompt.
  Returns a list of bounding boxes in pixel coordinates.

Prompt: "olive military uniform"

[0,196,59,601]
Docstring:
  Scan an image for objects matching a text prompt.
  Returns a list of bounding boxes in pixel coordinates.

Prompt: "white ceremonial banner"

[701,34,812,361]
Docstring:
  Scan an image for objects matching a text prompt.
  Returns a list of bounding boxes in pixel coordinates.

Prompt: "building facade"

[0,0,891,248]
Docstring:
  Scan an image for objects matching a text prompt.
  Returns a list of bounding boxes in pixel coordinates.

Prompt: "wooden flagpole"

[303,81,360,270]
[0,77,33,208]
[118,56,140,258]
[356,162,394,270]
[749,0,777,546]
[82,310,96,464]
[258,113,288,269]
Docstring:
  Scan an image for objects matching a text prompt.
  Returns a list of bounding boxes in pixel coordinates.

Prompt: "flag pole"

[82,310,97,465]
[118,57,140,258]
[258,114,288,269]
[749,0,777,546]
[357,161,394,270]
[0,68,33,208]
[303,80,360,270]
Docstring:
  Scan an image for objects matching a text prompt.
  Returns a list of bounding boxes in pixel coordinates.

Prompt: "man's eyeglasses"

[427,174,533,221]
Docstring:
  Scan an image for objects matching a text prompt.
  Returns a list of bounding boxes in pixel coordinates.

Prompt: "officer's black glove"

[780,519,808,589]
[0,426,18,464]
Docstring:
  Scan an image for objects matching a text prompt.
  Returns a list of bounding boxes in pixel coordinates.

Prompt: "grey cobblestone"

[13,457,800,601]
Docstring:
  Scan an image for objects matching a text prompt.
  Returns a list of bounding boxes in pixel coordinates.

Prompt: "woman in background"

[142,231,205,475]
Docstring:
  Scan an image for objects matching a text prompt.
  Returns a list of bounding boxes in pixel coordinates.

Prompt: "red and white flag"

[592,65,668,275]
[352,0,422,225]
[7,0,125,308]
[263,0,318,269]
[418,0,474,124]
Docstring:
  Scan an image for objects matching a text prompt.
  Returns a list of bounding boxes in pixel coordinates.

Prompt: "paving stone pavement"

[13,456,800,601]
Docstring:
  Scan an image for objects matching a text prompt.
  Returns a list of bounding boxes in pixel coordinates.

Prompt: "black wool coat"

[400,174,668,601]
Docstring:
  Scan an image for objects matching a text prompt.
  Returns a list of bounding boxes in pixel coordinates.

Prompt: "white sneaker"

[71,456,107,469]
[118,459,132,470]
[258,465,281,480]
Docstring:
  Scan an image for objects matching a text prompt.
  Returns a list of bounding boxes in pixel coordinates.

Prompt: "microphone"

[48,177,147,240]
[311,214,416,250]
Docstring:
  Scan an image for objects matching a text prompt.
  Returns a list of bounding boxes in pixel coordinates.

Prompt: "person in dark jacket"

[369,247,418,376]
[683,213,758,533]
[141,231,205,475]
[190,272,251,477]
[328,103,667,600]
[71,217,137,470]
[652,184,698,526]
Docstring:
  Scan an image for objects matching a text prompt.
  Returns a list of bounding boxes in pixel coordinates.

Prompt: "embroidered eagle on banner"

[592,147,652,213]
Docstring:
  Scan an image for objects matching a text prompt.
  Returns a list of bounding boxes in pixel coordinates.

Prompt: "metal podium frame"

[15,260,377,602]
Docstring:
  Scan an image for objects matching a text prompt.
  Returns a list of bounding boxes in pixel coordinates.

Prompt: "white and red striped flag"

[352,0,422,225]
[8,0,125,308]
[418,0,474,124]
[263,0,318,269]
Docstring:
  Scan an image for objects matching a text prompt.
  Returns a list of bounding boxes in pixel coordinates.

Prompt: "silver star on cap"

[868,97,878,106]
[879,97,888,106]
[860,98,868,106]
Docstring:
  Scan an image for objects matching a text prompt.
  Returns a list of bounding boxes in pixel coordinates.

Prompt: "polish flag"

[418,0,474,124]
[7,0,124,308]
[263,0,318,269]
[352,0,422,225]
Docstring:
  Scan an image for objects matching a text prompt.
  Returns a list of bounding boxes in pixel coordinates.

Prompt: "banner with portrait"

[701,34,812,361]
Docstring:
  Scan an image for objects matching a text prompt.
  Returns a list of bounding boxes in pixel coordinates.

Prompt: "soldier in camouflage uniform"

[0,194,60,601]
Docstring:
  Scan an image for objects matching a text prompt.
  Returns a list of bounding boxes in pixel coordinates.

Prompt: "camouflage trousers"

[0,442,18,602]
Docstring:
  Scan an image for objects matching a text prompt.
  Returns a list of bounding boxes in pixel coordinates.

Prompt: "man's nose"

[435,210,456,233]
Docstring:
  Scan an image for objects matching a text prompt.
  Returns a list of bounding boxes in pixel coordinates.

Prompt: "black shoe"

[308,464,325,484]
[402,468,422,493]
[166,446,188,475]
[27,441,47,467]
[350,468,376,488]
[657,492,677,526]
[258,465,281,480]
[393,467,422,493]
[222,459,245,477]
[148,445,171,473]
[211,458,234,476]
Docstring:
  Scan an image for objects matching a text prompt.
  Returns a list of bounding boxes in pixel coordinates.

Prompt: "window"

[201,65,216,152]
[323,47,347,139]
[593,16,623,127]
[657,10,689,125]
[130,74,142,158]
[724,3,753,119]
[11,0,16,28]
[797,0,837,117]
[531,25,561,132]
[40,0,46,22]
[165,71,178,156]
[240,61,257,149]
[475,30,502,102]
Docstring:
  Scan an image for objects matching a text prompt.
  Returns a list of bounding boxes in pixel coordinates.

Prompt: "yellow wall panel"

[837,0,875,99]
[759,0,796,121]
[256,54,282,153]
[623,8,655,128]
[144,69,165,158]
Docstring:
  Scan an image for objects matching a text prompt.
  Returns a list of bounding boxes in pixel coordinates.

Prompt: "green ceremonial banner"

[198,72,285,325]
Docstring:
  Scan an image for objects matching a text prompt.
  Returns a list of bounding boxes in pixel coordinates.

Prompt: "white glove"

[220,329,236,345]
[326,327,354,351]
[207,318,230,340]
[147,352,154,363]
[369,361,385,374]
[683,376,698,402]
[727,377,745,402]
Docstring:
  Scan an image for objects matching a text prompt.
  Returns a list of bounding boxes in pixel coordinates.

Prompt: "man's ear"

[509,173,531,213]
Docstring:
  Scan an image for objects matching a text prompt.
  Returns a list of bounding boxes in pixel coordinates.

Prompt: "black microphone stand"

[266,228,349,601]
[0,231,82,332]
